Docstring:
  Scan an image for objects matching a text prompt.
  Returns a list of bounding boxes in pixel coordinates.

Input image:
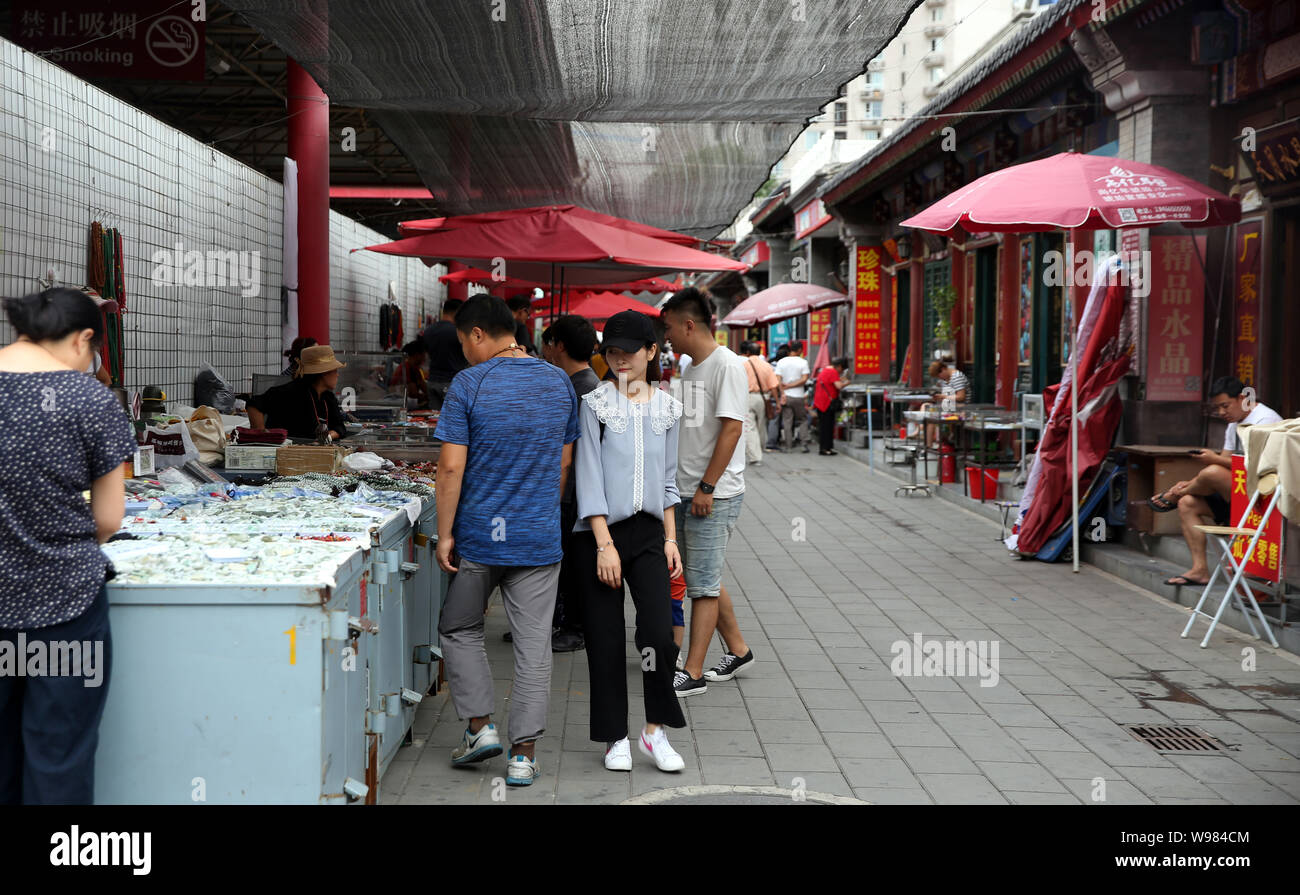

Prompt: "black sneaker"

[552,628,585,652]
[672,670,707,698]
[703,650,756,682]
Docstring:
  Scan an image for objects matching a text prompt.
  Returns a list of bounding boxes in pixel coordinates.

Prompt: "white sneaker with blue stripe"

[450,723,503,767]
[506,753,539,786]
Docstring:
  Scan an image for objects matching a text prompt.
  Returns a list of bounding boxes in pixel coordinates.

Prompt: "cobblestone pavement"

[383,450,1300,805]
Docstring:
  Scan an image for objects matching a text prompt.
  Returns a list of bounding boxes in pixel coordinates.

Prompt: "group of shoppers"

[432,288,758,785]
[740,339,850,458]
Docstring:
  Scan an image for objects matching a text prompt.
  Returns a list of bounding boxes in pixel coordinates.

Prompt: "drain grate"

[1126,725,1223,753]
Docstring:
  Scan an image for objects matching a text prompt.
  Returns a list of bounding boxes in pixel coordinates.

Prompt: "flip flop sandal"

[1164,575,1209,587]
[1147,493,1178,512]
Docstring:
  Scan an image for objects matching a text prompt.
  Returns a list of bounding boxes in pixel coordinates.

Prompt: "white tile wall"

[1,36,446,404]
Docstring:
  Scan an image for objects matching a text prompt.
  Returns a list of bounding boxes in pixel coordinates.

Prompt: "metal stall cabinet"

[96,545,378,804]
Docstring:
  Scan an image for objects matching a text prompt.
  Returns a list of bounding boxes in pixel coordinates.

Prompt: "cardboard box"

[276,445,352,476]
[225,444,281,470]
[133,445,155,477]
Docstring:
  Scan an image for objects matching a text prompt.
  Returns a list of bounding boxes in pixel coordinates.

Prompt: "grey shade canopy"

[223,0,920,235]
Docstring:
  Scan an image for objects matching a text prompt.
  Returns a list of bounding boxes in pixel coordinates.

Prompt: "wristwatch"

[699,481,716,495]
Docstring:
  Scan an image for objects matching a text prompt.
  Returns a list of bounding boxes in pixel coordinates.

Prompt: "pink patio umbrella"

[721,283,849,328]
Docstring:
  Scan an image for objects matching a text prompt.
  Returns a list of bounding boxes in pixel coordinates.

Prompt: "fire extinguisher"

[940,443,956,483]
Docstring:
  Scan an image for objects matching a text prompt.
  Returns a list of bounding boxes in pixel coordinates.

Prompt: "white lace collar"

[581,382,682,435]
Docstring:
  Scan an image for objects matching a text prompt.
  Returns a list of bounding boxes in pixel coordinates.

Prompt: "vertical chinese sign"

[1233,220,1263,389]
[854,246,883,375]
[890,277,898,378]
[1144,235,1205,401]
[809,309,830,355]
[1230,456,1282,583]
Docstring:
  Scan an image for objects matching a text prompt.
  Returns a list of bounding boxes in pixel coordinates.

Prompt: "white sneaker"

[604,737,632,771]
[639,726,685,772]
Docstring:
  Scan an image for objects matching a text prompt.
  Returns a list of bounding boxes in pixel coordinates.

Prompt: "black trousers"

[818,405,836,452]
[0,583,112,805]
[554,501,584,631]
[574,513,686,742]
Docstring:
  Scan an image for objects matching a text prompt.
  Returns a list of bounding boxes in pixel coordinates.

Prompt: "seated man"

[1149,376,1282,587]
[926,357,968,447]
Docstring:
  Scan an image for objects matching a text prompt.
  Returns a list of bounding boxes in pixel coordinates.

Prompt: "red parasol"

[396,204,700,247]
[721,283,848,328]
[535,291,660,322]
[364,207,745,287]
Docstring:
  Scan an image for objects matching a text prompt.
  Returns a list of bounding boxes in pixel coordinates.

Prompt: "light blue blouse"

[574,382,683,532]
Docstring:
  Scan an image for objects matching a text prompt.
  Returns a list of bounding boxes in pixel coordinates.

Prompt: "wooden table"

[1120,444,1206,536]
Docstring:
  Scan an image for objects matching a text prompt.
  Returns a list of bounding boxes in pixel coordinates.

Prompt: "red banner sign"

[1233,220,1263,388]
[1144,235,1205,402]
[12,1,206,81]
[1230,455,1283,584]
[809,309,830,352]
[740,241,770,268]
[854,246,883,376]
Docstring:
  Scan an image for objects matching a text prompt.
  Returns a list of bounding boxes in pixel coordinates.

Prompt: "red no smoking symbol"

[146,16,199,68]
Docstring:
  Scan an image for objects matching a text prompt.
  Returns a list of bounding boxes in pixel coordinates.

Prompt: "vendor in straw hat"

[247,344,349,442]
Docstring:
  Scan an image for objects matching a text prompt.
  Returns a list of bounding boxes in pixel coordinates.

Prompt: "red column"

[287,60,330,344]
[909,259,924,386]
[996,238,1019,409]
[879,264,892,378]
[950,245,966,363]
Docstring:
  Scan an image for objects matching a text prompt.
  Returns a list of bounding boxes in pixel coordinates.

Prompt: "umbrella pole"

[1070,231,1080,573]
[550,263,556,323]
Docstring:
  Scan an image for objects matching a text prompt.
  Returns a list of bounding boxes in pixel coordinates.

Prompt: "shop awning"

[222,0,921,235]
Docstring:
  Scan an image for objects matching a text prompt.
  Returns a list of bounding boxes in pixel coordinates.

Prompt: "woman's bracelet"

[664,538,677,544]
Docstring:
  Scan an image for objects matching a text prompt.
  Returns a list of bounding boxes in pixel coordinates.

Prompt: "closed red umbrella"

[397,204,700,247]
[364,207,745,286]
[901,151,1240,234]
[721,283,848,328]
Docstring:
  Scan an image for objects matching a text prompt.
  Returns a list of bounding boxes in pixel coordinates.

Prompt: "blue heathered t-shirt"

[434,357,580,566]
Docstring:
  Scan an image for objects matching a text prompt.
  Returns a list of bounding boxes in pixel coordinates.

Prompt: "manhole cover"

[621,785,868,805]
[1125,725,1223,753]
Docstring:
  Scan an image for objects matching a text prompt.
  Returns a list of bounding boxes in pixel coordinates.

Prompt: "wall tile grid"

[0,37,446,404]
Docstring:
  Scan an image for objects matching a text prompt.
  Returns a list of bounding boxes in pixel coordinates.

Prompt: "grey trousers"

[438,558,561,746]
[781,396,809,449]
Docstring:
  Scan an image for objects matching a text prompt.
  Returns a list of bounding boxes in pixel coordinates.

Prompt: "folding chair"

[1181,474,1282,649]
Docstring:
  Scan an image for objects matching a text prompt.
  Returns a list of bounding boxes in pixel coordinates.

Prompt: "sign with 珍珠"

[853,246,883,376]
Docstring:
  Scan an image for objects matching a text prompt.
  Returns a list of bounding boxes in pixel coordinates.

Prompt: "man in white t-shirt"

[1148,376,1283,587]
[661,288,755,698]
[773,341,811,452]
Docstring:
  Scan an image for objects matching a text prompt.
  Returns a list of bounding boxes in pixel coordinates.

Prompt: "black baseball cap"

[600,309,657,354]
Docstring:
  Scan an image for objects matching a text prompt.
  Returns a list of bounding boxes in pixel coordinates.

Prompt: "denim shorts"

[678,493,744,599]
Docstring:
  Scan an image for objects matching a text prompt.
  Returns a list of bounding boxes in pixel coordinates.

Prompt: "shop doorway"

[1268,203,1300,417]
[973,246,998,404]
[895,267,910,382]
[1031,232,1065,393]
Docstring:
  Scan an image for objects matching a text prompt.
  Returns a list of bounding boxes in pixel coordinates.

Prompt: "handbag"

[749,359,779,420]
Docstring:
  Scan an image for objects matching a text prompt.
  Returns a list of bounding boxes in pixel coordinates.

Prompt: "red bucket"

[965,466,999,500]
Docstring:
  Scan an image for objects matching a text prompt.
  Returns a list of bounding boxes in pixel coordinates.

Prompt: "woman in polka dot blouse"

[0,288,136,804]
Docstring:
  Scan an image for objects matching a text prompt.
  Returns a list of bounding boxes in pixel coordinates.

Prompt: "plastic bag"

[193,363,235,414]
[342,451,392,473]
[143,421,200,469]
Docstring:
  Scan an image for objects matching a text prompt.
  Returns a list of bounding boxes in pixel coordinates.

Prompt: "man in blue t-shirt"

[434,295,580,787]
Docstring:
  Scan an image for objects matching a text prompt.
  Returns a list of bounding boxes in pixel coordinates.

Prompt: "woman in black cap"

[572,309,689,773]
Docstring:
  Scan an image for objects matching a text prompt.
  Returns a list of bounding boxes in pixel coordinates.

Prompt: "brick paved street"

[383,450,1300,805]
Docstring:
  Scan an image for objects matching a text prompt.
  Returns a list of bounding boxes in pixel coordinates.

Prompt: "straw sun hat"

[295,345,346,376]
